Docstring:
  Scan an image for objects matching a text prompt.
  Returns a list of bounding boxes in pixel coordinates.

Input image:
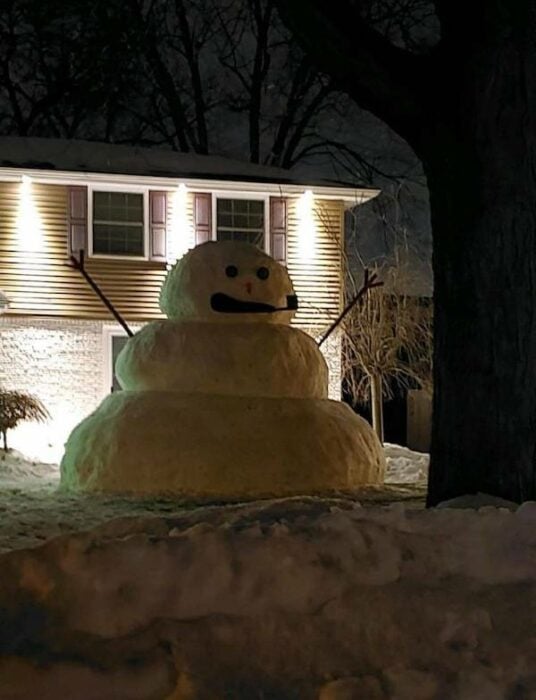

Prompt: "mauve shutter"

[149,191,167,261]
[194,193,212,244]
[270,196,287,264]
[68,186,87,256]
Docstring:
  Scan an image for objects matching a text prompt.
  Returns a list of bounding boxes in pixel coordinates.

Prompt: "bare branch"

[274,0,428,143]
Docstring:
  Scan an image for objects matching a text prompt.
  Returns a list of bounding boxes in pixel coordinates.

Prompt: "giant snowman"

[61,241,385,497]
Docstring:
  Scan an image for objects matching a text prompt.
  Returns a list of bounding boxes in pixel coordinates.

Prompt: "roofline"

[0,166,380,209]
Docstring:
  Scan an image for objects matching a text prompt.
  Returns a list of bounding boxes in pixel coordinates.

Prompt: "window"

[216,198,264,248]
[110,334,129,392]
[103,329,130,394]
[92,191,144,256]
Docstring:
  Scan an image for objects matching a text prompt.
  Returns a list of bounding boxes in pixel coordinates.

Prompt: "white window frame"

[212,192,270,254]
[88,183,149,260]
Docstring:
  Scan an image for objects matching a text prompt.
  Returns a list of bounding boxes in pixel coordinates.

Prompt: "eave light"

[296,189,316,261]
[169,183,194,261]
[17,174,44,252]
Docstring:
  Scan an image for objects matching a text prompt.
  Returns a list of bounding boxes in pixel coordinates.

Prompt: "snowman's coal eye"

[225,265,238,278]
[256,266,269,280]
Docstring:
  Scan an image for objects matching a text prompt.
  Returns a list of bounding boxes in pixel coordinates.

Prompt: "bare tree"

[342,260,432,443]
[123,0,221,152]
[213,0,339,167]
[0,0,142,140]
[0,0,417,188]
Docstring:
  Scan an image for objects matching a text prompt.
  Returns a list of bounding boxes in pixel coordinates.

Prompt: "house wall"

[0,177,345,461]
[0,181,167,321]
[0,317,105,462]
[0,180,344,327]
[287,197,343,329]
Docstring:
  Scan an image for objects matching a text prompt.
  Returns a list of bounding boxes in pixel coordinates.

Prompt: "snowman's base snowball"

[60,391,385,497]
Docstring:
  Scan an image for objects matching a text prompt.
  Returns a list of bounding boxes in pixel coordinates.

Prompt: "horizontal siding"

[0,182,167,321]
[1,182,344,329]
[287,198,343,330]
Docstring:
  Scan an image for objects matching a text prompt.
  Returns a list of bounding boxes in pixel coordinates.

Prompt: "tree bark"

[422,19,536,504]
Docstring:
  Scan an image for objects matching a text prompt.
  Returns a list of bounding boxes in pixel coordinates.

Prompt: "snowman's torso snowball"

[159,240,296,324]
[116,320,328,399]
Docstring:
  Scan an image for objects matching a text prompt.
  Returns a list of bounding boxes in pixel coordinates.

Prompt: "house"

[0,137,378,462]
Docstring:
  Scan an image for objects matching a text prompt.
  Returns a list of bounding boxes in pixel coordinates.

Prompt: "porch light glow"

[16,175,44,252]
[169,183,194,261]
[296,189,316,261]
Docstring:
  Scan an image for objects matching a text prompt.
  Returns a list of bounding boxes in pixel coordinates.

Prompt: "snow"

[1,445,535,697]
[0,444,424,554]
[61,241,385,496]
[0,484,534,697]
[0,136,374,194]
[384,442,429,483]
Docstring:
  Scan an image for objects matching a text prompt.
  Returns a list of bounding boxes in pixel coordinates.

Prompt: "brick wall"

[322,331,342,401]
[0,317,107,462]
[306,328,342,400]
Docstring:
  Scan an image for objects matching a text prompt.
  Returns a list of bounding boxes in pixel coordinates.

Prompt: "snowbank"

[384,442,429,483]
[0,498,535,698]
[3,444,533,698]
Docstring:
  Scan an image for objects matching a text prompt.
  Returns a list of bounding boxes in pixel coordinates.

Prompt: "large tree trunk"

[424,27,536,505]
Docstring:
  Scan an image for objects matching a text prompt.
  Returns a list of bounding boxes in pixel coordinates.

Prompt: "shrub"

[0,390,49,451]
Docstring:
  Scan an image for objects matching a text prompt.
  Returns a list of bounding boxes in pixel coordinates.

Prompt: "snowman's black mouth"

[210,292,277,313]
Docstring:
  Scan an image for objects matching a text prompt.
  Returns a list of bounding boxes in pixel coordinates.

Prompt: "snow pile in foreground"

[0,498,534,699]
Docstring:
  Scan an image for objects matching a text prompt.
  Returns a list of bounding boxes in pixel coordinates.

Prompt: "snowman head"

[160,240,297,324]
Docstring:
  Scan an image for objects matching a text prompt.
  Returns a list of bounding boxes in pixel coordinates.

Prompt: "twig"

[318,268,383,347]
[69,252,134,337]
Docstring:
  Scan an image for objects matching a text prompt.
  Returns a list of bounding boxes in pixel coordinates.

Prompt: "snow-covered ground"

[0,444,428,554]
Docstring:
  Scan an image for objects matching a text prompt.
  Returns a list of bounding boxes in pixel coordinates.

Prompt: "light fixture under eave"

[169,183,194,262]
[0,289,10,314]
[16,174,44,253]
[296,189,316,262]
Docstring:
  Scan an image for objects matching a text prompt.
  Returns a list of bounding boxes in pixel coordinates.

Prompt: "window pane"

[93,192,143,224]
[218,199,233,215]
[93,223,144,256]
[234,200,248,214]
[249,200,263,215]
[217,213,232,228]
[217,229,264,247]
[216,198,264,249]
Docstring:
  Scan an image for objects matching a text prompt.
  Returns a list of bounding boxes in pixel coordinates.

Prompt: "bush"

[0,390,49,451]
